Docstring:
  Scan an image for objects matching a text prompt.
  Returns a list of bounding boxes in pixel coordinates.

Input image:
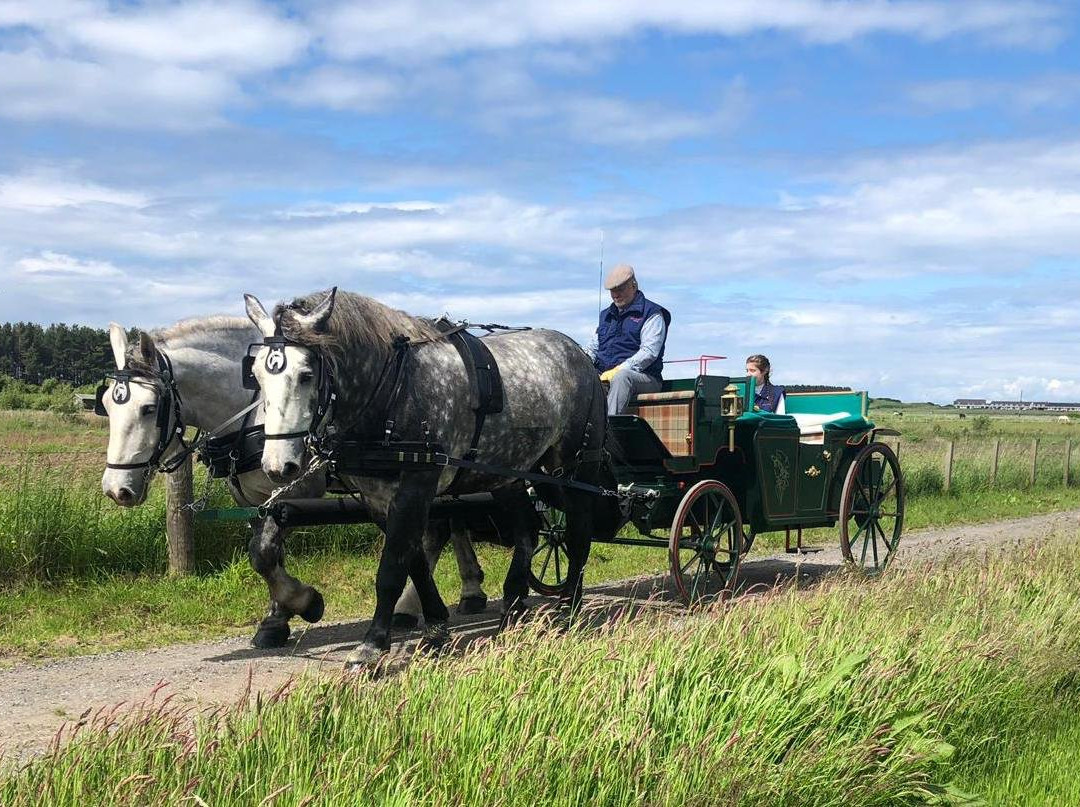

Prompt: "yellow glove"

[599,365,622,383]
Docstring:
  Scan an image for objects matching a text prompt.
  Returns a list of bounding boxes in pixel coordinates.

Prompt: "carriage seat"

[630,389,696,403]
[625,390,696,456]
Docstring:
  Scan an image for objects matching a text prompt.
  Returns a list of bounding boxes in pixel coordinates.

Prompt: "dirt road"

[3,509,1078,763]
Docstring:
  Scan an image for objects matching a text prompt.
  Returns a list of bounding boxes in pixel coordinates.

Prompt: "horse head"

[99,323,182,506]
[244,288,336,483]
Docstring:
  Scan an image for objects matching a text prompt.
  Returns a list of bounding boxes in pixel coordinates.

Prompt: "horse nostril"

[282,462,299,479]
[107,487,135,506]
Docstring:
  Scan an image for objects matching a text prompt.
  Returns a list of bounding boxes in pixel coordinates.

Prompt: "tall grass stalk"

[5,539,1080,805]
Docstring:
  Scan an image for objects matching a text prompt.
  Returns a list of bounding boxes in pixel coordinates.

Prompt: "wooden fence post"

[990,438,1000,488]
[944,440,954,493]
[1029,438,1039,489]
[165,454,195,575]
[1066,440,1073,487]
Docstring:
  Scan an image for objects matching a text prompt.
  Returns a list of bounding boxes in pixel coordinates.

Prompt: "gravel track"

[3,509,1078,764]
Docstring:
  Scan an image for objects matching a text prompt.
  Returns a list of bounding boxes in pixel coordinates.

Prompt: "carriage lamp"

[720,384,744,418]
[721,384,744,452]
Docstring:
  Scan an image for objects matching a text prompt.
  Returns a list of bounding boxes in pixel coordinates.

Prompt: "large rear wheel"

[839,442,904,573]
[668,480,743,605]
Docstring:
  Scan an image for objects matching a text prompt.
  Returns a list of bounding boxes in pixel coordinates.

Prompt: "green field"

[1,409,1080,661]
[4,530,1080,805]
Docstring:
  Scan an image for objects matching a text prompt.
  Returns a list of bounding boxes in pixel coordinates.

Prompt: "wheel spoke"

[680,551,701,576]
[688,508,705,537]
[538,544,554,581]
[870,520,880,568]
[554,545,561,584]
[709,500,728,535]
[860,525,871,566]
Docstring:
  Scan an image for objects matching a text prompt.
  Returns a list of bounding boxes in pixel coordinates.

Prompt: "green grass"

[955,695,1080,805]
[5,534,1080,805]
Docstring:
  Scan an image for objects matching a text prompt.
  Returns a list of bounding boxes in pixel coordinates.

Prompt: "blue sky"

[1,0,1078,402]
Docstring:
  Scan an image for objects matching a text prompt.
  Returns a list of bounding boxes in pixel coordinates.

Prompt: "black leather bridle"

[95,350,192,474]
[243,334,337,444]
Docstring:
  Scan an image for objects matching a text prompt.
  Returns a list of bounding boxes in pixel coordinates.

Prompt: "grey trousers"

[607,367,661,415]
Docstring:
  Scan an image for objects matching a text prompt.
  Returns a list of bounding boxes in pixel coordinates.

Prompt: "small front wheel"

[839,442,905,572]
[528,503,571,597]
[669,480,743,605]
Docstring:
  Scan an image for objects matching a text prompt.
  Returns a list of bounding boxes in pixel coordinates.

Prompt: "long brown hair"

[746,354,772,385]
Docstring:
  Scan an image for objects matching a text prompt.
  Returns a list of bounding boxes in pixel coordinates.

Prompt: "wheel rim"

[669,481,742,605]
[840,443,904,573]
[528,505,570,596]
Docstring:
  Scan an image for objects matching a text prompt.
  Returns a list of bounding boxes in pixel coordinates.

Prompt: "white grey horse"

[98,317,490,646]
[244,288,620,668]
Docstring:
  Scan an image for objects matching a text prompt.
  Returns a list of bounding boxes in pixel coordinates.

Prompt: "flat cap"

[603,263,636,290]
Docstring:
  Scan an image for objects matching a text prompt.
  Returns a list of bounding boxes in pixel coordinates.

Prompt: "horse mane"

[273,290,440,354]
[124,316,257,374]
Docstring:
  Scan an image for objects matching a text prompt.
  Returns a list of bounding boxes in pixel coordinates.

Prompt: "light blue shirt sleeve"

[624,313,667,373]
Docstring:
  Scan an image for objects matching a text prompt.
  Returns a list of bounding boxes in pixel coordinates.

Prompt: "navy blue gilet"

[594,291,671,379]
[754,381,785,413]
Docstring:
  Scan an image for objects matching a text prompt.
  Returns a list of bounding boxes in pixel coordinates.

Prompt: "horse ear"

[244,293,276,338]
[138,331,156,364]
[108,323,129,370]
[294,287,336,333]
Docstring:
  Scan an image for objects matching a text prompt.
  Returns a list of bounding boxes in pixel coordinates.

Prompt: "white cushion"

[791,411,852,436]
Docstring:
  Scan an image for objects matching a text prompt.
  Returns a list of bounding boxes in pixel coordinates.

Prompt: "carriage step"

[783,528,822,555]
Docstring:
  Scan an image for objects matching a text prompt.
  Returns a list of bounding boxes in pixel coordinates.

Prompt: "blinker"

[241,355,259,390]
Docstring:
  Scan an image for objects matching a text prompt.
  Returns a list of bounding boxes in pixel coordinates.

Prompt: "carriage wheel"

[528,504,571,597]
[839,442,905,573]
[669,480,743,605]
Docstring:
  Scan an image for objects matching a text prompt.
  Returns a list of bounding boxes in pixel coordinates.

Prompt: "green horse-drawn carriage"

[529,374,904,603]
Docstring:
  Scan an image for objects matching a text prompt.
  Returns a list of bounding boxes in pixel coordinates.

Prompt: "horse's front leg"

[392,518,450,629]
[346,475,447,668]
[496,486,539,628]
[248,517,325,649]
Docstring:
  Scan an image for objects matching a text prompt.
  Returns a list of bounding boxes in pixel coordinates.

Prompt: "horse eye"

[141,405,157,417]
[298,371,314,384]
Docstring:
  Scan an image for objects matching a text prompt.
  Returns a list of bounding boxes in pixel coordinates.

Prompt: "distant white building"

[953,398,1080,412]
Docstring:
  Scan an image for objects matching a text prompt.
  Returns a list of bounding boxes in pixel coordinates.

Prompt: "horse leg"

[558,491,595,615]
[248,517,325,649]
[495,487,539,628]
[451,520,488,614]
[392,519,450,630]
[407,546,452,652]
[346,476,447,669]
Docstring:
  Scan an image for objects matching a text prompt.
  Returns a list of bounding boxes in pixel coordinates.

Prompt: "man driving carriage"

[584,264,671,415]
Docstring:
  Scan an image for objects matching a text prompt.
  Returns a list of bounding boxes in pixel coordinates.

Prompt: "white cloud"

[0,50,238,129]
[316,0,1062,61]
[908,74,1080,112]
[0,172,149,210]
[15,250,122,277]
[276,67,400,113]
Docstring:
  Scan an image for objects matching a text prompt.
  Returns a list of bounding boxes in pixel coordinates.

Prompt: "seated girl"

[746,354,786,413]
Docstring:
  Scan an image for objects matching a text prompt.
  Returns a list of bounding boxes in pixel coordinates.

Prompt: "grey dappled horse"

[244,288,620,667]
[98,317,490,647]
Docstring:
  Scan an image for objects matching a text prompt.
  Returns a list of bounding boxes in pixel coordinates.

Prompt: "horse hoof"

[344,644,385,671]
[252,623,290,648]
[391,612,420,630]
[299,590,325,624]
[457,594,488,614]
[418,621,450,653]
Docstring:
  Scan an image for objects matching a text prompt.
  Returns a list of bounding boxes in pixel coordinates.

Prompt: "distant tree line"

[0,322,135,386]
